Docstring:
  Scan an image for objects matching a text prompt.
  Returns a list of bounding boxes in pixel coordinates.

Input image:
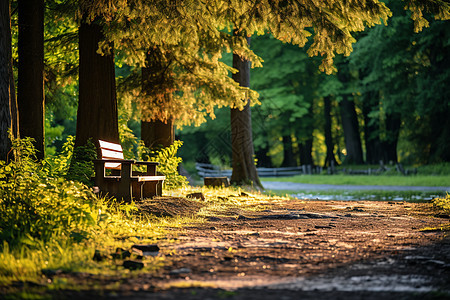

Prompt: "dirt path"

[53,199,449,299]
[33,199,448,299]
[261,181,450,192]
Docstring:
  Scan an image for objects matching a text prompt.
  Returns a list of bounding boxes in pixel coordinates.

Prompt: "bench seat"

[93,140,166,202]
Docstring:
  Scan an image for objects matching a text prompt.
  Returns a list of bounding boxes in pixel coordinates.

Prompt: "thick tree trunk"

[361,92,382,164]
[141,119,174,149]
[18,0,44,159]
[0,0,18,161]
[141,51,174,150]
[76,20,119,150]
[339,97,364,164]
[323,96,338,168]
[230,34,261,188]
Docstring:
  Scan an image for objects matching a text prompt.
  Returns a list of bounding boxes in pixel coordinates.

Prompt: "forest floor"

[43,197,450,300]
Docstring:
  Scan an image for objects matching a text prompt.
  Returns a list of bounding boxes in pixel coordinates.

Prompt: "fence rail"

[195,162,417,178]
[195,163,323,178]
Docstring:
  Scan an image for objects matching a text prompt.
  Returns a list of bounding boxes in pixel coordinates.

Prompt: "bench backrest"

[99,140,124,170]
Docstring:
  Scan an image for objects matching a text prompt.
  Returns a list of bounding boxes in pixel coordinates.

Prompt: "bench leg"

[131,182,143,201]
[141,181,163,199]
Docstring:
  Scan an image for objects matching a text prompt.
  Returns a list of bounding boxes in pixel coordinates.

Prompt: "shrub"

[66,139,97,186]
[0,137,97,249]
[432,193,450,215]
[139,140,188,189]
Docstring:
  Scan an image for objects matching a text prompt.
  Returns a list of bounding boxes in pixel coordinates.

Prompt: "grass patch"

[262,174,450,187]
[420,194,450,232]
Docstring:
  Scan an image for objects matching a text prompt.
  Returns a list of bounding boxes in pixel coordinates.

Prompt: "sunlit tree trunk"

[18,0,44,158]
[0,0,18,161]
[75,20,119,149]
[230,33,262,188]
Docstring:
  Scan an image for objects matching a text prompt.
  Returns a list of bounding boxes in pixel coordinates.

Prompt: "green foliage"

[139,141,188,190]
[0,136,97,248]
[44,136,75,178]
[67,140,97,186]
[118,117,140,159]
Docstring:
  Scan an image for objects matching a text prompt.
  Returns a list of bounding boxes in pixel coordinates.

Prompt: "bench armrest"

[93,159,136,164]
[134,161,160,166]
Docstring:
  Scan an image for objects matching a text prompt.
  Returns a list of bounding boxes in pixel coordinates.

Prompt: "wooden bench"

[93,140,165,202]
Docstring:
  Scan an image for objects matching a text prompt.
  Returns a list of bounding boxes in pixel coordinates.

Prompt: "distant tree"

[17,0,45,159]
[323,96,339,168]
[0,0,18,161]
[350,0,450,163]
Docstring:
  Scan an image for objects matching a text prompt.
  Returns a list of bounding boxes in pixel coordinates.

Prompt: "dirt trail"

[261,181,450,192]
[46,199,450,299]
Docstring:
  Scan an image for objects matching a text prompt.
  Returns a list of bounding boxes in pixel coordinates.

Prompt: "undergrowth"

[0,135,279,293]
[0,136,189,288]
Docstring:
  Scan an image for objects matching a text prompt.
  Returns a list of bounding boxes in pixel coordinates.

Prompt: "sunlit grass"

[166,185,288,218]
[262,174,450,187]
[0,185,289,293]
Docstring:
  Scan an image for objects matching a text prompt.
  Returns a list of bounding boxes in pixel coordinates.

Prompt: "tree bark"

[0,0,18,161]
[230,34,261,188]
[298,138,313,166]
[382,112,401,164]
[323,96,338,167]
[18,0,44,158]
[75,20,119,150]
[361,92,382,164]
[141,50,174,150]
[281,133,296,167]
[339,96,364,164]
[141,119,174,149]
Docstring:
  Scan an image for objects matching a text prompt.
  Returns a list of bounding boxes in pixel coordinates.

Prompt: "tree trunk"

[141,119,174,149]
[382,112,401,164]
[18,0,44,159]
[339,96,364,164]
[323,96,338,167]
[361,92,383,164]
[0,0,18,161]
[298,138,313,166]
[141,51,174,150]
[281,133,296,167]
[230,34,261,188]
[75,20,119,150]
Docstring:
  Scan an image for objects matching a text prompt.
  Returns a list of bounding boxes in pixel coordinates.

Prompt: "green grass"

[261,174,450,187]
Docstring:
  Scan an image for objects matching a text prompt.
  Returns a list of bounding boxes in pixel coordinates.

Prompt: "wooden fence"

[195,162,417,178]
[195,163,323,178]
